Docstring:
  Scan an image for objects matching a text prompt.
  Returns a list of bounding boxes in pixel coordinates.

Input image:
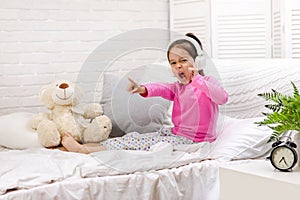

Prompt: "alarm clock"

[269,139,298,172]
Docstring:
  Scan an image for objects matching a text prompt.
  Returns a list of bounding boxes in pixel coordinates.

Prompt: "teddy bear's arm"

[83,103,104,119]
[29,113,50,130]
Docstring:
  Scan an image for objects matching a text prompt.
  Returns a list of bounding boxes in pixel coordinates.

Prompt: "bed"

[0,59,299,200]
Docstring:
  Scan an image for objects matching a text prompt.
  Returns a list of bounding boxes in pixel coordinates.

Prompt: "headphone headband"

[168,35,205,70]
[168,35,204,57]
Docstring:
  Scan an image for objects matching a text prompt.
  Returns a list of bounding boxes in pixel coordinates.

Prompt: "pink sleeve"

[141,82,175,101]
[191,75,228,105]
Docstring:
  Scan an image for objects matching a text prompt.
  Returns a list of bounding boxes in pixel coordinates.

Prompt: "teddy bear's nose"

[59,83,69,89]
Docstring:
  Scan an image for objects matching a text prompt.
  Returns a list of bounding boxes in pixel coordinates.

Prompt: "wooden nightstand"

[219,160,300,200]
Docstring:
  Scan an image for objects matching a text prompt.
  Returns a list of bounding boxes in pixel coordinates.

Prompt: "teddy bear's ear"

[39,86,55,110]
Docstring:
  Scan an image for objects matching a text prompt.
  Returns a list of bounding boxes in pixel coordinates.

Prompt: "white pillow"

[210,116,273,161]
[0,112,43,149]
[213,59,300,119]
[101,73,171,137]
[100,63,175,137]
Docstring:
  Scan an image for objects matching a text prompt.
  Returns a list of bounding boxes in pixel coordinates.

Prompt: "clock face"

[270,145,297,171]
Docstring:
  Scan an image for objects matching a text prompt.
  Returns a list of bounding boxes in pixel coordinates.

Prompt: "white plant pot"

[293,131,300,169]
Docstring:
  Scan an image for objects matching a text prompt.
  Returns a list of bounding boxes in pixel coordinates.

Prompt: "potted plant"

[256,81,300,142]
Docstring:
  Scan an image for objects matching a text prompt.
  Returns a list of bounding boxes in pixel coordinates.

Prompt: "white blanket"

[0,142,211,195]
[81,142,211,177]
[0,148,97,195]
[1,160,221,200]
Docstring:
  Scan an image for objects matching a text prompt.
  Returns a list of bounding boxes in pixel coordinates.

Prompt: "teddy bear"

[29,80,112,148]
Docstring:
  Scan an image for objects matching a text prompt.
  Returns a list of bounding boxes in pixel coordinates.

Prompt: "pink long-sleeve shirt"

[142,75,228,143]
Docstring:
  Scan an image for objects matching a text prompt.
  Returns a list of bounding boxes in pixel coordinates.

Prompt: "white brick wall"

[0,0,169,115]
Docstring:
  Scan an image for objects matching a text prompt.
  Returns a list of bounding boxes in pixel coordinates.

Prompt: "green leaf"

[256,81,300,142]
[291,81,300,98]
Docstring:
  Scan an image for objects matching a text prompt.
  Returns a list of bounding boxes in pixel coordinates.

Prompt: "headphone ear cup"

[195,54,206,70]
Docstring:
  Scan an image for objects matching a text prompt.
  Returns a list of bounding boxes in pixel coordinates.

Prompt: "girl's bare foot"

[61,132,89,154]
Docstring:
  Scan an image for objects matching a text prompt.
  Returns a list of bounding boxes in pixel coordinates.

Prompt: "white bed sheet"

[0,142,217,200]
[0,149,267,200]
[0,160,221,200]
[0,114,273,200]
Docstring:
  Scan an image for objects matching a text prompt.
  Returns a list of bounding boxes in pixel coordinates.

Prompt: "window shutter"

[170,0,212,56]
[211,0,272,59]
[291,9,300,58]
[284,0,300,58]
[272,0,284,58]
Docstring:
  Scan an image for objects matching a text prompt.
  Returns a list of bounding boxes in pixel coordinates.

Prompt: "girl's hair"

[167,33,205,76]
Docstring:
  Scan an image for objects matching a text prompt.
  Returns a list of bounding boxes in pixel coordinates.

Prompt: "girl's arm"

[191,75,228,105]
[127,77,147,95]
[127,77,175,100]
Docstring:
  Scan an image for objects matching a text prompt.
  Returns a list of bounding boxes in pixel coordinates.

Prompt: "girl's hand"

[127,77,144,94]
[188,67,199,79]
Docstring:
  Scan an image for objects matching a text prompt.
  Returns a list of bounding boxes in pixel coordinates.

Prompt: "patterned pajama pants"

[100,126,196,151]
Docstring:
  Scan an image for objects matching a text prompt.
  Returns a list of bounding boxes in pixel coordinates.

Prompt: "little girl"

[61,33,228,153]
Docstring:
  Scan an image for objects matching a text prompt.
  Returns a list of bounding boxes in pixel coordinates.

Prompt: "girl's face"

[168,46,196,84]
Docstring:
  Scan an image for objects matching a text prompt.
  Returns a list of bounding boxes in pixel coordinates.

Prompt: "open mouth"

[178,72,185,79]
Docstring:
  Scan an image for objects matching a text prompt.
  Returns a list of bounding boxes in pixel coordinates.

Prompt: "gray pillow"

[101,65,173,137]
